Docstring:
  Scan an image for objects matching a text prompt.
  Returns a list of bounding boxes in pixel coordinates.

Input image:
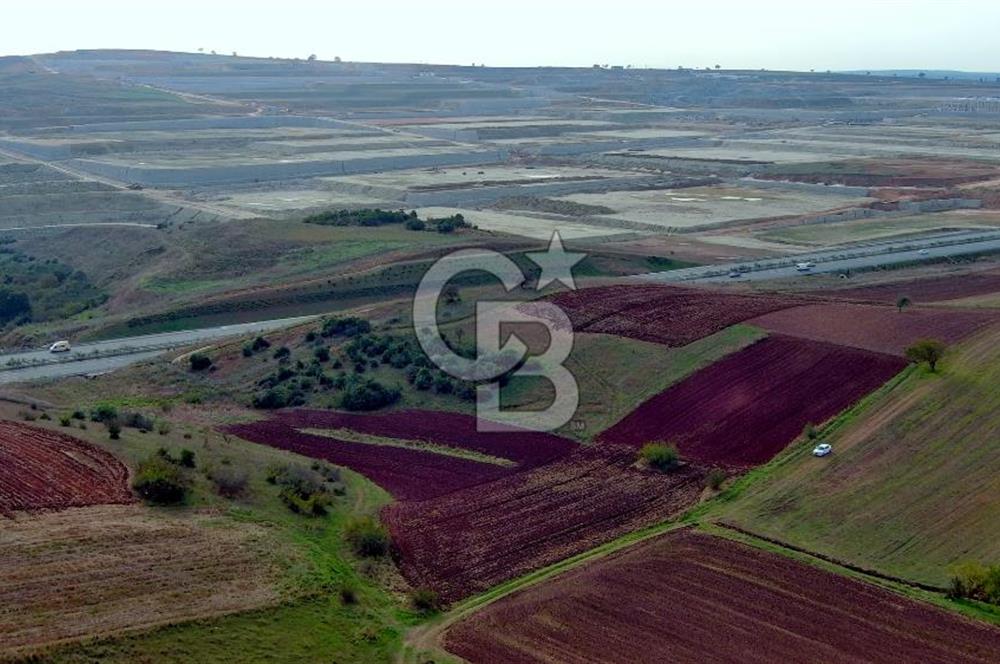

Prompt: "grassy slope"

[0,402,418,664]
[713,323,1000,586]
[502,325,767,440]
[759,212,1000,247]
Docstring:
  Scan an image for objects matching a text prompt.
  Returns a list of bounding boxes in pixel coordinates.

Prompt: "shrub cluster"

[321,316,371,338]
[640,442,680,472]
[133,456,190,504]
[189,353,213,371]
[267,462,344,516]
[948,562,1000,605]
[303,208,416,227]
[344,516,391,557]
[301,208,471,234]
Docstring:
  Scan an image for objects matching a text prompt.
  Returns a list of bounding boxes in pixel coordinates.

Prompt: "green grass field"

[713,323,1000,587]
[758,212,1000,247]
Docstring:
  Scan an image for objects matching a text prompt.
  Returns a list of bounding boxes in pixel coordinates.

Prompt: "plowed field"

[748,303,997,356]
[225,410,576,502]
[384,445,705,602]
[445,529,1000,664]
[599,336,906,466]
[828,270,1000,304]
[548,284,804,346]
[0,420,133,514]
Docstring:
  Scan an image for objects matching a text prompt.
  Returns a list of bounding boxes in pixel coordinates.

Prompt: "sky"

[4,0,999,72]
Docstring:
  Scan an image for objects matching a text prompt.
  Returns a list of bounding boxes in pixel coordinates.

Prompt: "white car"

[49,340,71,353]
[812,443,832,457]
[918,248,929,255]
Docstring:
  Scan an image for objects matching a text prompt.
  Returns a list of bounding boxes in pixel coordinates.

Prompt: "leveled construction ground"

[0,420,133,513]
[599,336,906,467]
[320,164,641,196]
[0,161,216,230]
[747,303,998,356]
[385,445,706,602]
[445,529,1000,664]
[554,184,870,230]
[714,324,1000,587]
[0,505,282,655]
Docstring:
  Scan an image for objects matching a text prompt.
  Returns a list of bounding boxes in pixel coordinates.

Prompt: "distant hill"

[844,69,1000,81]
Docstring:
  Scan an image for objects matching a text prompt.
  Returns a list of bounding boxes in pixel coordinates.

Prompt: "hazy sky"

[5,0,999,72]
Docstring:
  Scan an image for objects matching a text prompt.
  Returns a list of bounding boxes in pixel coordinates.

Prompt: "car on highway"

[812,443,832,457]
[918,248,930,255]
[795,261,816,272]
[49,340,72,353]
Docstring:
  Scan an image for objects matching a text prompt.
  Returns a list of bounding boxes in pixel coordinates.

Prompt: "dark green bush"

[133,457,189,504]
[640,442,679,472]
[337,379,400,411]
[321,316,371,338]
[345,517,390,557]
[411,588,442,612]
[90,404,118,423]
[189,353,213,371]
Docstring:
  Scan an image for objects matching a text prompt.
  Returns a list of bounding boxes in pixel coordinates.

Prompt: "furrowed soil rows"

[0,420,133,514]
[748,303,998,355]
[269,409,575,468]
[828,270,1000,303]
[384,445,706,602]
[445,529,1000,664]
[0,505,281,655]
[225,410,576,501]
[549,284,804,346]
[599,336,906,467]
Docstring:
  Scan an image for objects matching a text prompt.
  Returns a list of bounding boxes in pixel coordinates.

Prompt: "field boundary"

[398,521,695,663]
[711,521,948,593]
[699,522,1000,628]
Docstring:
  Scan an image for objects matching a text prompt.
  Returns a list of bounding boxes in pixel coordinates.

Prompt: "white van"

[49,340,71,353]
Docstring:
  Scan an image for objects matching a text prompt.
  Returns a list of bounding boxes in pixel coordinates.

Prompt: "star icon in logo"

[527,231,586,291]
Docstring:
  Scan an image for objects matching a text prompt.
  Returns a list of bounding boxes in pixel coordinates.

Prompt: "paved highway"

[638,230,1000,284]
[0,315,316,385]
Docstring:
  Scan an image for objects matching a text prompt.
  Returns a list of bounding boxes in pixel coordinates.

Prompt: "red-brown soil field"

[268,409,575,468]
[0,420,133,514]
[828,269,1000,304]
[748,303,998,356]
[598,336,906,467]
[225,409,576,501]
[384,445,706,602]
[548,284,805,346]
[445,529,1000,664]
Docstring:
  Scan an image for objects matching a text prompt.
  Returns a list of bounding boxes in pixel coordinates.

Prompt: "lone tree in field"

[896,295,912,313]
[905,339,946,372]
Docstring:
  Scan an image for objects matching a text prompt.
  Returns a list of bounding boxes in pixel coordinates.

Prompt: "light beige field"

[556,184,870,230]
[0,504,285,655]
